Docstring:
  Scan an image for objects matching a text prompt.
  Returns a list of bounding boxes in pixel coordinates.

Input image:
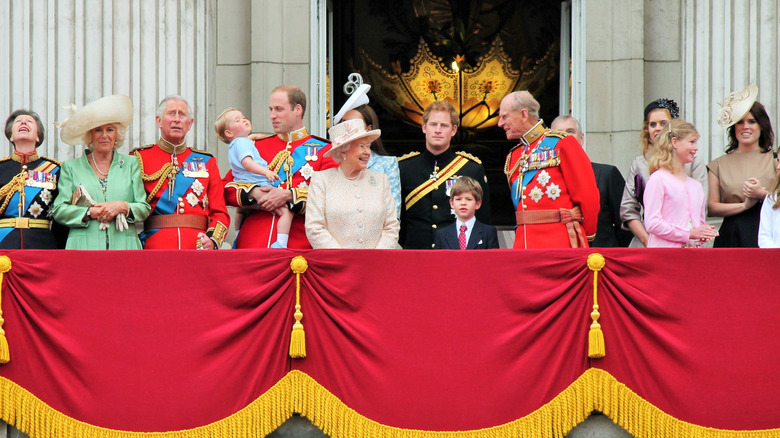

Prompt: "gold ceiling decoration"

[359,37,557,131]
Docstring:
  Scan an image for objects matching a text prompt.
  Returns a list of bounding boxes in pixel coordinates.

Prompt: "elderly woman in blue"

[52,95,150,249]
[333,76,402,220]
[0,109,67,248]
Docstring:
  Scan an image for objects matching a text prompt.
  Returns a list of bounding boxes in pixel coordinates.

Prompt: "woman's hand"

[90,201,129,222]
[743,196,759,211]
[690,225,719,242]
[743,178,767,199]
[626,219,649,247]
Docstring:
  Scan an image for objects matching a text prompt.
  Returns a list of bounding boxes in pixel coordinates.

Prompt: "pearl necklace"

[339,166,363,181]
[90,151,111,177]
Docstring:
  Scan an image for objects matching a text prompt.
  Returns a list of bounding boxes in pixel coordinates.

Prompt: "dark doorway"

[330,0,563,225]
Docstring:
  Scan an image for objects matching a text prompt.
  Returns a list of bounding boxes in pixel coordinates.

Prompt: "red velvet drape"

[0,248,777,433]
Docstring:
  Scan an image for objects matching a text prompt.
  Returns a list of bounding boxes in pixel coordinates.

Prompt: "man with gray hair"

[551,115,631,247]
[133,95,230,249]
[497,91,599,248]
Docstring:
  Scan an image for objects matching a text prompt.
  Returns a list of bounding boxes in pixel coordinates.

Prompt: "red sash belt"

[145,214,208,230]
[515,206,586,248]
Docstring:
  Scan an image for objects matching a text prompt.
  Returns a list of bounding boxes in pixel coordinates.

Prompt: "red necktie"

[459,225,467,250]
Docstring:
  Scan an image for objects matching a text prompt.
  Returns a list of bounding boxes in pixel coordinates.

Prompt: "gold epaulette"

[190,148,214,157]
[397,151,420,162]
[456,151,482,165]
[547,130,567,139]
[0,157,12,163]
[40,156,62,166]
[130,144,155,154]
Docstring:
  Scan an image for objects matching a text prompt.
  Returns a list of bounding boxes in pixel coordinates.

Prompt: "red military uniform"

[133,139,230,249]
[505,122,599,248]
[223,127,336,249]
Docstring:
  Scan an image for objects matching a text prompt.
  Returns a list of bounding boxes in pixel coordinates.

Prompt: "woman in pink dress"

[643,120,718,247]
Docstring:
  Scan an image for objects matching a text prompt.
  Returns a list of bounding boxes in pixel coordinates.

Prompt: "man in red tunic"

[223,85,337,248]
[133,96,230,249]
[497,91,599,248]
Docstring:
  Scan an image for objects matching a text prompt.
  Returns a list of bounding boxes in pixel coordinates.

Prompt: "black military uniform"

[0,150,67,249]
[399,148,490,249]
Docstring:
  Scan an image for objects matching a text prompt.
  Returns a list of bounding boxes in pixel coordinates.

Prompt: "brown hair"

[5,109,45,148]
[449,176,483,202]
[214,108,240,144]
[272,85,307,117]
[725,101,774,154]
[648,119,698,174]
[422,101,459,127]
[349,104,387,155]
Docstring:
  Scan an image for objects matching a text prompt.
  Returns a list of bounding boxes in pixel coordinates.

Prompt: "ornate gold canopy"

[359,37,557,131]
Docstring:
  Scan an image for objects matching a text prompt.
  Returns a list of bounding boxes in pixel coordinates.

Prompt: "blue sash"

[0,165,60,242]
[277,139,328,183]
[140,151,210,244]
[510,136,561,209]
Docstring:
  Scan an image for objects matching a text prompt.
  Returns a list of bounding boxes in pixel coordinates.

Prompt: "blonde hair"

[83,124,127,149]
[648,119,698,174]
[214,108,240,144]
[768,158,780,209]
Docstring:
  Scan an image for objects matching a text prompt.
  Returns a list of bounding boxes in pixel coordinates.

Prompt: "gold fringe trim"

[587,253,606,359]
[2,369,780,438]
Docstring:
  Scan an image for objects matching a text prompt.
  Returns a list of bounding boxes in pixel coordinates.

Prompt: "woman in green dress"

[52,95,150,249]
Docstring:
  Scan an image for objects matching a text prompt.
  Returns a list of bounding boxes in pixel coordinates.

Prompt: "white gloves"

[98,213,128,231]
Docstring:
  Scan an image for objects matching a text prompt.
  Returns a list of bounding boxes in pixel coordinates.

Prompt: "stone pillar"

[584,0,651,175]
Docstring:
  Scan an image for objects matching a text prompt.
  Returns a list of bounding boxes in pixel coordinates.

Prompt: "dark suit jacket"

[434,219,500,249]
[591,162,632,247]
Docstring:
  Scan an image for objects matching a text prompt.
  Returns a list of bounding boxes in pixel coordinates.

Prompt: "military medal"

[445,177,457,197]
[305,146,317,162]
[26,170,56,189]
[182,162,209,178]
[430,162,440,181]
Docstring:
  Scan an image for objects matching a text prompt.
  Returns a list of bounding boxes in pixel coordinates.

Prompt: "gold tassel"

[0,255,12,363]
[587,253,606,359]
[289,256,308,359]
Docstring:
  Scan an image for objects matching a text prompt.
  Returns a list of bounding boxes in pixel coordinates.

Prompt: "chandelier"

[359,37,557,132]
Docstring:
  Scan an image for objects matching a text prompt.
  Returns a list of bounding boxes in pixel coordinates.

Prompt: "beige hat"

[325,118,381,158]
[59,95,133,145]
[717,85,758,128]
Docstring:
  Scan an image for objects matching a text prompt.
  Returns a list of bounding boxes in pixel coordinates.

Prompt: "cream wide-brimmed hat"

[717,84,758,128]
[59,94,133,145]
[325,118,381,158]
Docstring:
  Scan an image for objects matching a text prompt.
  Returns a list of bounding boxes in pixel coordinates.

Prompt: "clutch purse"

[71,183,129,231]
[71,183,97,207]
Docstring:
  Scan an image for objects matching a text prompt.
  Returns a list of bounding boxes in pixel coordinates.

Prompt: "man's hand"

[197,232,215,250]
[258,187,292,211]
[249,186,273,204]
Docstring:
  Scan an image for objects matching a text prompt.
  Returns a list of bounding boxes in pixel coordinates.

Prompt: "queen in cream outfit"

[305,118,399,249]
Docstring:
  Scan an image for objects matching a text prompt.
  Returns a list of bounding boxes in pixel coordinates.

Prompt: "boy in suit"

[434,176,499,249]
